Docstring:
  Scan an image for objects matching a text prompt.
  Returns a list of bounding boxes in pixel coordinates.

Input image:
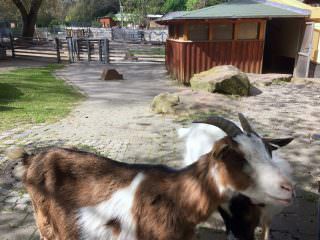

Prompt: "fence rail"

[4,36,164,64]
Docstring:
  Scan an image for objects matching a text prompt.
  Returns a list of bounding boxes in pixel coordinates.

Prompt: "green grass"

[129,47,165,56]
[0,64,84,132]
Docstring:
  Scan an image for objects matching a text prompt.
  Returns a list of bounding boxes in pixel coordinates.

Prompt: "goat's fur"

[10,140,259,240]
[178,123,294,240]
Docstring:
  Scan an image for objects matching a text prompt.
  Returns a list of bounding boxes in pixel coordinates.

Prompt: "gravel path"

[0,62,319,239]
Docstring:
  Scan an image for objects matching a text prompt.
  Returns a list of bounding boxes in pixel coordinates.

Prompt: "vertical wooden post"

[55,38,61,63]
[87,39,91,62]
[77,39,81,61]
[103,38,109,64]
[233,22,239,40]
[98,39,102,62]
[66,37,73,63]
[259,21,266,40]
[9,34,15,58]
[209,23,214,41]
[183,23,189,41]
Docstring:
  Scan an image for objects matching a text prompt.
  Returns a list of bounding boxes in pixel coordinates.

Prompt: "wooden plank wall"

[166,39,264,85]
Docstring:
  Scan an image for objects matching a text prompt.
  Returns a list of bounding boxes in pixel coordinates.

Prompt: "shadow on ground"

[0,83,23,103]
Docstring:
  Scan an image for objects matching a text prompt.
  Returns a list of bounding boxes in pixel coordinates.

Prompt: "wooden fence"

[6,36,165,64]
[9,37,110,63]
[11,37,67,62]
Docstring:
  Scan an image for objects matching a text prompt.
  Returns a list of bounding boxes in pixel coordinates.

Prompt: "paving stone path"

[0,62,319,239]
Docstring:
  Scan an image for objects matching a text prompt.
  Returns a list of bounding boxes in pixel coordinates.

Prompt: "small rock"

[101,68,123,81]
[151,93,180,114]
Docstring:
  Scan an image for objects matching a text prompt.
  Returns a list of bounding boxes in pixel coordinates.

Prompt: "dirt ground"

[0,60,319,239]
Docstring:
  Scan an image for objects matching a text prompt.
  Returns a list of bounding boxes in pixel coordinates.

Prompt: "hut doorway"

[262,18,305,74]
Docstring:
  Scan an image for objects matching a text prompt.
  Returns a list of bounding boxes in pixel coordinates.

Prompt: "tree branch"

[11,0,28,18]
[29,0,44,16]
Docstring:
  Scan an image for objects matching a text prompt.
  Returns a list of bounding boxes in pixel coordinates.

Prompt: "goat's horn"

[238,113,258,135]
[193,116,243,138]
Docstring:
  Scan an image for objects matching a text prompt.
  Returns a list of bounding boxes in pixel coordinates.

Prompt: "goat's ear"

[263,137,294,151]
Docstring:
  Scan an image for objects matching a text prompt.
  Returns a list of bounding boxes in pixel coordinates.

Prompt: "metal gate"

[66,37,109,63]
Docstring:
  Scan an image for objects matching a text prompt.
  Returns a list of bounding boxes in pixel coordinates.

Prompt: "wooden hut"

[157,0,310,84]
[98,16,116,28]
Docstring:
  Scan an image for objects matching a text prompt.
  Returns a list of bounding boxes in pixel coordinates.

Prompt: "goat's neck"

[174,154,224,224]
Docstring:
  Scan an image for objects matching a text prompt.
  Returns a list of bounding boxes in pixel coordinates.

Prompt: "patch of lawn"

[129,47,165,56]
[0,64,84,132]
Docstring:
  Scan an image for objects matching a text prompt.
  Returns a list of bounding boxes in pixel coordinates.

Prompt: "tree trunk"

[12,0,43,38]
[22,14,38,38]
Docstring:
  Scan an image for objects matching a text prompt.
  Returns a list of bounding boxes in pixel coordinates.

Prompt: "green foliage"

[1,0,226,28]
[186,0,202,10]
[48,19,63,27]
[186,0,225,10]
[207,0,226,5]
[0,65,83,132]
[0,0,20,21]
[91,20,101,27]
[66,0,119,23]
[161,0,225,13]
[120,0,164,26]
[161,0,187,12]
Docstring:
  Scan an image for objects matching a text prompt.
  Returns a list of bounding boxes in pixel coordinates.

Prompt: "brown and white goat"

[8,116,294,240]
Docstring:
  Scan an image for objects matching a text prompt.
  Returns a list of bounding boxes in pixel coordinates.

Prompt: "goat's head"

[194,113,294,206]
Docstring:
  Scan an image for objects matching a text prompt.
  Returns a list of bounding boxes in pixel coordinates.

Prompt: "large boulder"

[151,93,180,114]
[190,65,251,96]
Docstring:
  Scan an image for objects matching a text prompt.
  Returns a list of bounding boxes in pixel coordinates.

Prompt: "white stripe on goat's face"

[77,173,145,240]
[234,134,293,206]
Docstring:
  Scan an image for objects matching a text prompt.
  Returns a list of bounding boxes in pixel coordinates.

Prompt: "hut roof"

[159,0,309,23]
[157,11,189,22]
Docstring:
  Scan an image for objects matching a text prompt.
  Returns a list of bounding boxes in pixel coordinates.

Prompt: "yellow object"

[270,0,320,21]
[312,24,320,63]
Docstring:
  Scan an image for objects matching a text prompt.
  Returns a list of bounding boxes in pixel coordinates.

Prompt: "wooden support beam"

[66,37,72,63]
[209,24,214,41]
[55,38,61,63]
[9,34,15,58]
[183,23,189,41]
[259,21,266,40]
[87,39,91,62]
[234,22,239,40]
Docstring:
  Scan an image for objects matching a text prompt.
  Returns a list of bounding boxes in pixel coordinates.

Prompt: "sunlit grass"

[0,64,84,132]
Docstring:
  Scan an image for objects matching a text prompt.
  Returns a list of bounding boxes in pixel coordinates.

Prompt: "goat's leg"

[261,220,270,240]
